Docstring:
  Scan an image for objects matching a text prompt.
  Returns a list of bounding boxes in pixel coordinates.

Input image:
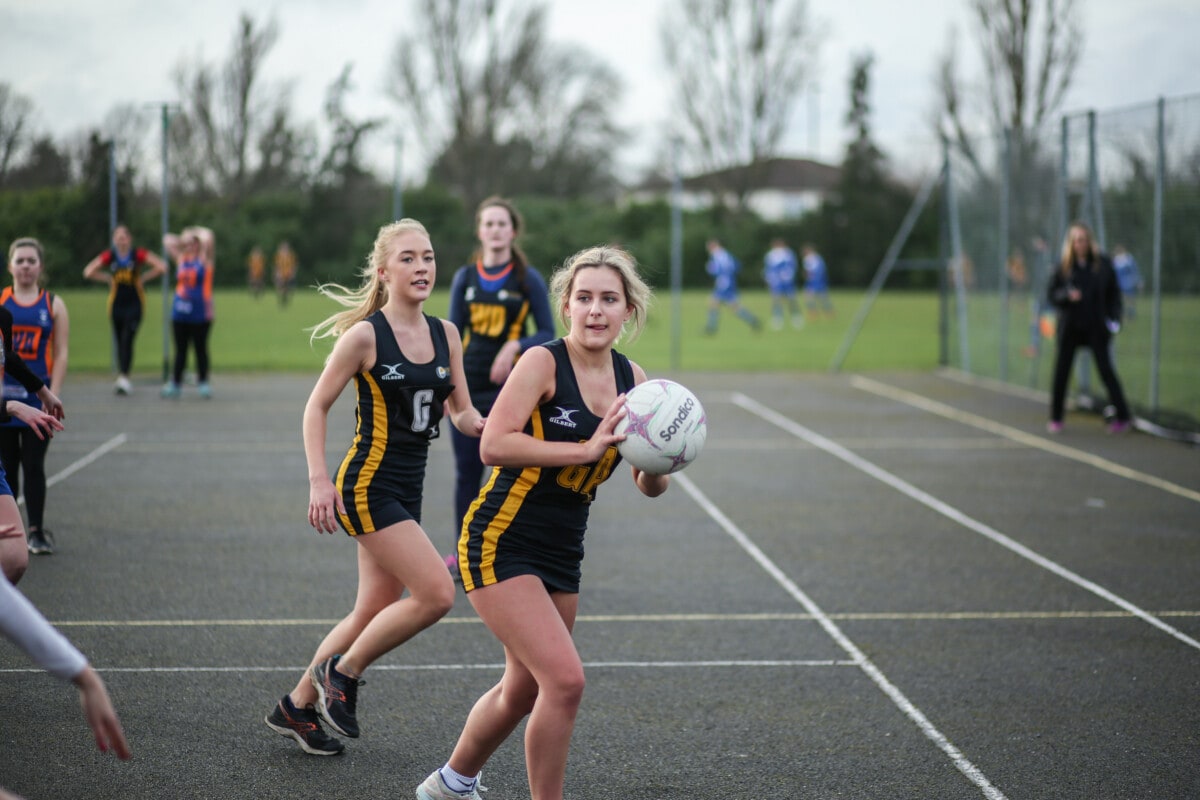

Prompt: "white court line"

[733,391,1200,655]
[850,376,1200,504]
[16,433,128,507]
[672,470,1008,800]
[0,660,858,675]
[47,609,1200,627]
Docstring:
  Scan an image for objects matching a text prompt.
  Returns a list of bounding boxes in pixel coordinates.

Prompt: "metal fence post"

[999,127,1011,382]
[669,138,683,371]
[1149,97,1165,413]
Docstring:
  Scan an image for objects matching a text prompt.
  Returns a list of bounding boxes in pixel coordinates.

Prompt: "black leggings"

[1050,327,1131,423]
[172,320,212,384]
[112,311,142,374]
[0,426,49,531]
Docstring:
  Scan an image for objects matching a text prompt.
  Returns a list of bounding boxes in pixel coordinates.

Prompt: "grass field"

[57,285,1198,422]
[59,286,940,374]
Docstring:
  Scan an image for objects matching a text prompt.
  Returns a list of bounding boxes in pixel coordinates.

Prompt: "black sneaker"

[265,695,344,755]
[27,529,54,555]
[309,655,362,738]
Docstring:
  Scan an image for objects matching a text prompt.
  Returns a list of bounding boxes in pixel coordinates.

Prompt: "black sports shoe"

[27,529,54,555]
[265,695,344,755]
[309,655,362,738]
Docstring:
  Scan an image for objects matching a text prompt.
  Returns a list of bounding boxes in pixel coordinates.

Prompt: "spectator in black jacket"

[1046,222,1132,434]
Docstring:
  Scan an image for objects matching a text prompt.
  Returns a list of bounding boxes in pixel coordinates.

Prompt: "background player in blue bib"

[802,243,835,318]
[763,237,803,330]
[703,237,761,334]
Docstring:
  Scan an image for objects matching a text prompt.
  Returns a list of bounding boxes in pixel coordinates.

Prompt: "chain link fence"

[941,93,1200,436]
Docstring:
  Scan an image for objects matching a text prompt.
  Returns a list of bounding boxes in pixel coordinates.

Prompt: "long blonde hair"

[1059,221,1098,277]
[548,245,652,343]
[309,218,430,342]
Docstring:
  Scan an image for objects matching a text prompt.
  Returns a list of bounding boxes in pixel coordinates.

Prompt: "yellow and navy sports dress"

[100,247,150,321]
[458,338,635,594]
[450,260,554,415]
[335,311,454,537]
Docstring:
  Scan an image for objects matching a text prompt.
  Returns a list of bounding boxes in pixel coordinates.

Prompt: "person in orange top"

[162,226,215,399]
[247,245,266,299]
[1,237,69,556]
[274,241,297,307]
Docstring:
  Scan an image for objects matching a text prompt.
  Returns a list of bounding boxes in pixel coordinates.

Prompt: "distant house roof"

[636,157,841,193]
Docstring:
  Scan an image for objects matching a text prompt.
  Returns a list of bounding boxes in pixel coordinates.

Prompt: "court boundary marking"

[850,376,1200,504]
[734,391,1200,652]
[16,433,127,507]
[0,660,860,675]
[42,609,1200,627]
[671,470,1008,800]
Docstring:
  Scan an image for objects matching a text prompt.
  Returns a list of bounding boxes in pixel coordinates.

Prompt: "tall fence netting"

[942,94,1200,433]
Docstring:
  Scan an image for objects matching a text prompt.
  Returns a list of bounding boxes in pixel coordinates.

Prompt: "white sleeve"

[0,577,88,681]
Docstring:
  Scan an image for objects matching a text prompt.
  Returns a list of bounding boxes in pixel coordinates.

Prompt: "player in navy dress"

[445,196,555,571]
[263,219,484,757]
[81,224,165,395]
[416,246,671,800]
[1,236,69,555]
[162,227,216,398]
[0,238,66,583]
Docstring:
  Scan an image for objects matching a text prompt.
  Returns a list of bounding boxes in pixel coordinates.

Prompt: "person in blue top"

[0,241,65,586]
[703,238,761,334]
[444,197,555,574]
[1,237,69,556]
[162,227,216,399]
[1111,244,1141,321]
[763,237,803,330]
[263,219,484,757]
[417,245,670,800]
[801,244,834,318]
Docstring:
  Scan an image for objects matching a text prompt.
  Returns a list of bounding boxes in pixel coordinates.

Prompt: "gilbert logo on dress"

[380,363,405,380]
[549,407,579,428]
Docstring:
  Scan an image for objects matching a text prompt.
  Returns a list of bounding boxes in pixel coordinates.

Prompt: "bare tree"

[934,0,1082,258]
[170,13,304,202]
[659,0,820,209]
[315,64,384,185]
[386,0,625,204]
[0,83,34,187]
[935,0,1082,171]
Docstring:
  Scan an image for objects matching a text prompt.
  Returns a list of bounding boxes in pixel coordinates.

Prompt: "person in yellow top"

[247,246,266,299]
[273,241,297,307]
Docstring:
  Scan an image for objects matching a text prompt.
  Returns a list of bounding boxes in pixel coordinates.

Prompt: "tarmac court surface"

[1,370,1197,799]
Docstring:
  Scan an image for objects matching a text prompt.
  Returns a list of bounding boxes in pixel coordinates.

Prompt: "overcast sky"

[2,0,1197,182]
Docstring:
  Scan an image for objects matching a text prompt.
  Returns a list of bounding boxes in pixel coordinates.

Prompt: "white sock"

[439,764,476,793]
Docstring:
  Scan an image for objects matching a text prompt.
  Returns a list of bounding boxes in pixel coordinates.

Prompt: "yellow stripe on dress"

[353,373,389,532]
[471,411,545,587]
[336,372,389,535]
[334,442,357,535]
[505,301,530,342]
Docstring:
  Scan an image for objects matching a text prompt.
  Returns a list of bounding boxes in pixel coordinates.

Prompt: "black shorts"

[336,478,422,537]
[461,525,583,594]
